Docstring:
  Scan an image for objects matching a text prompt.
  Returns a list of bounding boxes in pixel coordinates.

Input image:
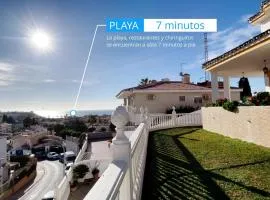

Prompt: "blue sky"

[0,0,265,112]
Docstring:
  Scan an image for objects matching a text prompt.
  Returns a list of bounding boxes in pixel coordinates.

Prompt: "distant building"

[0,123,12,135]
[117,74,242,113]
[0,137,8,183]
[0,137,7,165]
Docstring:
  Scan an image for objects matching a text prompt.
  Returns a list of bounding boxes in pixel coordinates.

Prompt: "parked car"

[42,190,55,200]
[35,151,47,160]
[59,153,64,163]
[47,152,59,160]
[64,151,76,165]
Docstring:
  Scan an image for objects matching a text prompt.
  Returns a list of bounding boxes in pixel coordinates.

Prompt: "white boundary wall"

[202,106,270,147]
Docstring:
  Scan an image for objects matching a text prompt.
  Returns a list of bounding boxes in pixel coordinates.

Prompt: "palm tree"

[139,78,155,86]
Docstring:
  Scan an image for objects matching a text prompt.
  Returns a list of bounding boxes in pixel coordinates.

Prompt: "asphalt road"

[10,160,64,200]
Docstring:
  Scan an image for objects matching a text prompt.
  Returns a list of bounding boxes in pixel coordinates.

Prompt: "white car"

[47,152,59,160]
[63,151,76,165]
[65,162,73,172]
[42,190,55,200]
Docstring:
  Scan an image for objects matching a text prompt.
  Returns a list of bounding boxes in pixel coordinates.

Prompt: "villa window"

[194,97,203,104]
[147,94,155,101]
[202,94,209,101]
[179,96,185,102]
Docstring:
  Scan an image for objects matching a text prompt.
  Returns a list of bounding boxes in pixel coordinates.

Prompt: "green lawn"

[142,127,270,200]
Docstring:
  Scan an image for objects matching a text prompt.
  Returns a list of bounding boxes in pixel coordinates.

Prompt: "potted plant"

[71,164,89,191]
[91,160,101,180]
[70,180,78,191]
[92,167,100,180]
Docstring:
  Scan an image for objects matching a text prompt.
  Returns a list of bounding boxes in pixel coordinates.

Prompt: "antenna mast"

[179,62,185,77]
[204,33,209,81]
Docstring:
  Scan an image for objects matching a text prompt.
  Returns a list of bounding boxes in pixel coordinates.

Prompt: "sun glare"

[30,30,52,51]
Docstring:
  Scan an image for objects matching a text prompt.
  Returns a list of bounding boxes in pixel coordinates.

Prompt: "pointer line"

[73,24,106,109]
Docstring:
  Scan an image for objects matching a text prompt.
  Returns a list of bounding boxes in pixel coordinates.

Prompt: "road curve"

[11,160,64,200]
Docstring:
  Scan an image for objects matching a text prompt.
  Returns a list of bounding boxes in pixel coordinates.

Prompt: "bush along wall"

[166,106,198,114]
[206,98,239,113]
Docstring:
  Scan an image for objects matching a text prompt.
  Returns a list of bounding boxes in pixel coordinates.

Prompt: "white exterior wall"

[202,106,270,148]
[261,19,270,32]
[131,91,240,113]
[225,91,240,101]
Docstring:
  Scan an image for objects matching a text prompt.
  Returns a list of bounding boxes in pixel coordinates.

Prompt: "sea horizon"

[1,109,114,118]
[35,109,114,118]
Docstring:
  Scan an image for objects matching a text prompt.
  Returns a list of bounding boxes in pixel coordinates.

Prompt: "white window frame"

[194,96,203,104]
[147,94,156,101]
[179,96,185,102]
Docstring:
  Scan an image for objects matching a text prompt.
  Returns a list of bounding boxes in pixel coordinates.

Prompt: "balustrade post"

[140,106,145,123]
[143,107,150,129]
[111,106,133,200]
[172,106,177,127]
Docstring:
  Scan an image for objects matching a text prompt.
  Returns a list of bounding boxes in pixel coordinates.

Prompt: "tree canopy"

[139,78,155,86]
[238,77,252,100]
[2,114,15,124]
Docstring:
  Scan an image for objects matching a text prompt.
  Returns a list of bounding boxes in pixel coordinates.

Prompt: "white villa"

[203,0,270,102]
[201,0,270,148]
[116,74,241,113]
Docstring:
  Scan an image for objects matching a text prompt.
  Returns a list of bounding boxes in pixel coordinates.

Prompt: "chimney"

[182,73,190,84]
[161,78,170,82]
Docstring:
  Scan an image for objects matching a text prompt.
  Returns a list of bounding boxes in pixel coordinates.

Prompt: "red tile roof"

[116,81,240,97]
[139,82,210,90]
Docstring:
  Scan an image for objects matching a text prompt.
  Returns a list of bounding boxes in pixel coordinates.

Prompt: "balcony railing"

[84,119,149,200]
[149,112,202,131]
[56,106,202,200]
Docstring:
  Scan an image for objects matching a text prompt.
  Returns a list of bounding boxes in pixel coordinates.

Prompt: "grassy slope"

[142,127,270,200]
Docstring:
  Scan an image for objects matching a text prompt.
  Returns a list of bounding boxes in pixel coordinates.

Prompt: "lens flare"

[30,30,52,51]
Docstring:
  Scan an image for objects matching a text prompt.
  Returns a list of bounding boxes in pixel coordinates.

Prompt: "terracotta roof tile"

[116,81,240,97]
[140,82,210,90]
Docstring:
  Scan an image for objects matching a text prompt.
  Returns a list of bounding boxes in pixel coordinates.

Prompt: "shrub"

[73,164,89,180]
[109,123,116,132]
[216,98,228,106]
[206,99,239,113]
[10,156,30,167]
[92,168,100,175]
[100,127,106,132]
[88,127,96,132]
[166,106,196,114]
[253,92,270,106]
[222,101,239,112]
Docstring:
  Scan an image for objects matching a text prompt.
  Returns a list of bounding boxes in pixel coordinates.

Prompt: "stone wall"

[202,106,270,147]
[1,170,36,200]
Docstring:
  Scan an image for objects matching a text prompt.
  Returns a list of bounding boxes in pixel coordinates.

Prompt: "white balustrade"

[74,106,202,200]
[56,135,88,200]
[149,110,202,131]
[74,134,88,163]
[84,106,149,200]
[56,169,71,200]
